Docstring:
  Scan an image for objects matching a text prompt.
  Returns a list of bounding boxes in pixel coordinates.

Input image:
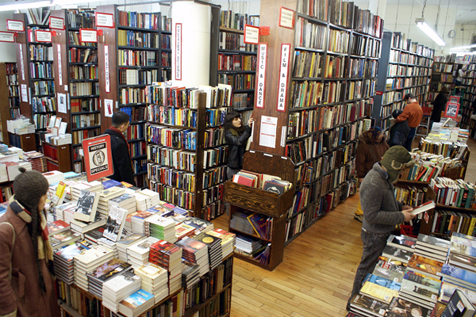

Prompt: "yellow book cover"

[246,214,260,236]
[359,281,398,303]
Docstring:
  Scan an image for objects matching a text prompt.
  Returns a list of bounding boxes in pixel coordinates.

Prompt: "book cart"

[0,62,19,144]
[224,151,295,270]
[373,31,434,134]
[97,4,171,188]
[13,12,57,149]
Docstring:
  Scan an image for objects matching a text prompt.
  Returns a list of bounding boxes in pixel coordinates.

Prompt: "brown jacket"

[0,207,60,317]
[396,102,423,128]
[356,135,389,179]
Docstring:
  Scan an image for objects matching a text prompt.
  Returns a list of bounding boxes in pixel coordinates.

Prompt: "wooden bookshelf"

[13,13,56,150]
[460,57,476,138]
[50,9,99,174]
[97,5,171,188]
[373,31,434,134]
[42,141,71,172]
[0,63,19,144]
[8,132,36,151]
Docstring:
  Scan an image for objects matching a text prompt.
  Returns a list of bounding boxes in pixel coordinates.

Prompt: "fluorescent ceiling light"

[415,18,446,47]
[0,1,53,12]
[450,44,476,51]
[52,0,103,5]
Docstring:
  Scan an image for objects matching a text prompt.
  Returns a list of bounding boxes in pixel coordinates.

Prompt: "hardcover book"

[349,294,388,316]
[74,190,100,222]
[386,297,432,317]
[103,206,128,242]
[442,289,476,317]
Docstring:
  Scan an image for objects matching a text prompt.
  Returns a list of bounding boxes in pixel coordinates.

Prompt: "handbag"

[0,222,16,280]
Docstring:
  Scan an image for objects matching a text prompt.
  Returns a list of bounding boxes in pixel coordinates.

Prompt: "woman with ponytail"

[0,168,60,317]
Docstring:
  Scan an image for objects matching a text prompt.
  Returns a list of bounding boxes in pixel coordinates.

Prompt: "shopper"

[354,127,389,222]
[347,146,416,310]
[104,111,136,186]
[388,109,410,147]
[224,111,253,180]
[0,168,61,317]
[430,86,448,131]
[394,94,423,151]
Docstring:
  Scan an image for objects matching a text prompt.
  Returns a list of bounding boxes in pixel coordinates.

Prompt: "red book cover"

[232,174,254,187]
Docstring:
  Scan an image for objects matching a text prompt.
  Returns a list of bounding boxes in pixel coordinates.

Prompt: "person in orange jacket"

[394,94,423,151]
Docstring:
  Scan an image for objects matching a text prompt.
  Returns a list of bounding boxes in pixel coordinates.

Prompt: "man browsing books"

[394,94,423,151]
[347,146,417,311]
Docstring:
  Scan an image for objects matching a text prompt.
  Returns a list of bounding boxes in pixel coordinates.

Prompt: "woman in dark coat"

[0,168,61,317]
[224,111,254,180]
[430,86,448,130]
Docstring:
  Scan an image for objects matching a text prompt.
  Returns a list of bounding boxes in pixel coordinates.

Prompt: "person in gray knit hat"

[347,146,416,310]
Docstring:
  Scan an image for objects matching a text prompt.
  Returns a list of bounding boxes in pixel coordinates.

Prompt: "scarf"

[108,126,129,146]
[10,199,53,262]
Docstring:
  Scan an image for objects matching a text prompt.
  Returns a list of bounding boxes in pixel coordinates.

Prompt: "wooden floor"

[212,137,476,317]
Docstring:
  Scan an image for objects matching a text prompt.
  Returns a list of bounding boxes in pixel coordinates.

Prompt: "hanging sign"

[444,102,460,119]
[49,17,65,30]
[244,24,259,45]
[174,23,182,81]
[279,7,295,29]
[255,43,268,109]
[277,43,291,112]
[35,30,52,42]
[82,135,114,182]
[57,44,63,86]
[104,45,110,92]
[96,12,115,28]
[6,19,24,32]
[0,31,15,43]
[79,29,97,43]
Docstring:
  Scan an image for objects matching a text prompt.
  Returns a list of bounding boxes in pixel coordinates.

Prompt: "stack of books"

[141,189,160,206]
[42,170,65,185]
[407,254,444,280]
[70,215,107,234]
[372,258,406,283]
[102,271,142,313]
[53,244,82,285]
[108,193,137,215]
[116,234,146,262]
[235,234,263,256]
[84,227,105,245]
[87,258,132,298]
[181,261,200,289]
[348,294,390,317]
[399,270,441,310]
[181,217,213,233]
[134,192,150,210]
[126,236,160,269]
[97,187,125,216]
[134,263,169,304]
[146,215,176,242]
[54,202,76,222]
[70,181,103,201]
[174,223,196,241]
[414,233,450,262]
[386,297,433,317]
[129,210,157,234]
[149,240,183,295]
[49,229,81,250]
[73,246,115,291]
[448,232,476,271]
[97,237,119,258]
[176,237,210,277]
[118,289,155,317]
[206,228,236,257]
[194,232,223,270]
[358,274,400,305]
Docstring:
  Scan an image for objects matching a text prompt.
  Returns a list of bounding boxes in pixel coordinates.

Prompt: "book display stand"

[225,151,295,270]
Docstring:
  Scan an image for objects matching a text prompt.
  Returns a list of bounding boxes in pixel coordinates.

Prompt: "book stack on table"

[149,240,183,294]
[134,263,169,304]
[176,237,210,277]
[86,258,133,298]
[102,271,142,313]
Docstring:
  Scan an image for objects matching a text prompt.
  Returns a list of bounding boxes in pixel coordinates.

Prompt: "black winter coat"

[225,126,251,169]
[104,129,136,186]
[389,120,410,147]
[431,93,447,122]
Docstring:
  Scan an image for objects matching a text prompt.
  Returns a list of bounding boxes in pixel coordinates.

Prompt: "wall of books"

[460,56,476,139]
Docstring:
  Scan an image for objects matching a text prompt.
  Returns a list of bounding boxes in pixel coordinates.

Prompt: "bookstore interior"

[0,0,475,316]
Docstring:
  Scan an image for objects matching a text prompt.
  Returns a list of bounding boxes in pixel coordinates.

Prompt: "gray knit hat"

[13,167,49,212]
[381,146,415,182]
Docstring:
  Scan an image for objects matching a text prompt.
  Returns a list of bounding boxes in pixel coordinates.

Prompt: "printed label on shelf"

[255,43,268,109]
[79,29,97,43]
[0,31,15,43]
[277,43,291,112]
[174,23,182,81]
[105,45,110,92]
[57,44,62,86]
[35,30,52,42]
[279,7,295,29]
[244,24,259,45]
[49,17,64,30]
[6,20,24,32]
[96,12,114,28]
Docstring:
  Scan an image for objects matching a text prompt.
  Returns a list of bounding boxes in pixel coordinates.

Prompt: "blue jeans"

[404,127,416,151]
[347,229,390,308]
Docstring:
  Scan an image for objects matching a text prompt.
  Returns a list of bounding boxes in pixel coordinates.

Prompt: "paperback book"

[74,190,99,222]
[103,206,128,242]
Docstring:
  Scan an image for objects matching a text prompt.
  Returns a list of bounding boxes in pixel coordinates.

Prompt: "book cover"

[387,234,417,250]
[47,219,70,236]
[440,264,476,287]
[442,289,476,317]
[386,297,432,317]
[120,289,154,309]
[382,245,414,263]
[103,206,128,242]
[349,294,388,316]
[51,181,67,207]
[74,190,99,223]
[417,233,451,251]
[359,281,399,303]
[407,254,444,278]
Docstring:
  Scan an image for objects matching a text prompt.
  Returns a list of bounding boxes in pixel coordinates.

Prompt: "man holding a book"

[347,146,417,311]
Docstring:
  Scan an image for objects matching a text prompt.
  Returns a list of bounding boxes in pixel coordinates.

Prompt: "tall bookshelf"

[428,58,453,102]
[373,31,434,134]
[13,12,56,150]
[460,58,476,139]
[145,85,232,220]
[51,9,99,173]
[97,5,171,187]
[0,63,20,144]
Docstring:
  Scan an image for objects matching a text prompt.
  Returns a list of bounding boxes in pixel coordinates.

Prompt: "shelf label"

[57,44,62,86]
[58,93,67,114]
[255,43,268,109]
[96,12,114,28]
[49,16,64,30]
[244,24,259,45]
[104,45,110,92]
[79,29,97,43]
[19,44,25,80]
[279,7,295,29]
[6,19,24,32]
[105,99,113,117]
[82,135,114,182]
[259,115,277,148]
[0,31,15,43]
[35,30,52,42]
[277,43,291,112]
[174,23,182,81]
[21,84,28,102]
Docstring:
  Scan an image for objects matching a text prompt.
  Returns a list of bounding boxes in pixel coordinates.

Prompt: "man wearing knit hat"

[347,146,416,310]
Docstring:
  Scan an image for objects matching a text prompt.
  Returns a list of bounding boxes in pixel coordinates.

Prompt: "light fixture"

[451,51,476,56]
[450,44,476,51]
[0,1,53,12]
[52,0,103,6]
[415,18,446,46]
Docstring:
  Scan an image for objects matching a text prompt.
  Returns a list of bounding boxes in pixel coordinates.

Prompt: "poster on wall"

[82,135,114,182]
[104,99,113,117]
[444,102,460,119]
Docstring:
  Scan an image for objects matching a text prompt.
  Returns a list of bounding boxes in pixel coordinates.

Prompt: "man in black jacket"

[104,111,136,186]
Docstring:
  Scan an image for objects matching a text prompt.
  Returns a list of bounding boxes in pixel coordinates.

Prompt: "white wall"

[453,23,476,48]
[384,4,457,55]
[0,11,18,63]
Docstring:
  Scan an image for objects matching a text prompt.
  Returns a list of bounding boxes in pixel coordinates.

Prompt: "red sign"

[6,19,24,32]
[82,135,114,182]
[259,26,270,36]
[444,102,460,119]
[95,12,115,28]
[49,16,65,30]
[79,29,98,43]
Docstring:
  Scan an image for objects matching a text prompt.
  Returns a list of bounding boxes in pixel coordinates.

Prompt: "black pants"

[404,127,416,151]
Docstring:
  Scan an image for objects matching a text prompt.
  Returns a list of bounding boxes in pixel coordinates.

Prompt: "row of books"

[218,32,257,52]
[232,170,292,195]
[118,69,159,86]
[349,34,381,58]
[118,11,161,30]
[70,98,99,113]
[68,31,96,47]
[430,178,476,209]
[217,54,256,71]
[70,82,99,97]
[67,9,95,29]
[118,50,157,67]
[68,48,97,64]
[30,62,53,79]
[29,44,53,61]
[69,65,97,81]
[217,73,255,90]
[219,10,259,31]
[117,30,160,48]
[32,96,56,113]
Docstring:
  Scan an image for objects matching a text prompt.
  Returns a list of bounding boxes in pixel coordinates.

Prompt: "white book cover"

[103,206,128,242]
[74,190,100,222]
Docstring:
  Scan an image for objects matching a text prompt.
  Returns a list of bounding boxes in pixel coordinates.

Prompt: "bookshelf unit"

[0,63,19,144]
[13,12,57,150]
[428,59,453,102]
[460,59,476,139]
[42,142,72,172]
[8,132,36,151]
[373,31,434,134]
[146,86,232,220]
[97,5,171,188]
[50,9,99,173]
